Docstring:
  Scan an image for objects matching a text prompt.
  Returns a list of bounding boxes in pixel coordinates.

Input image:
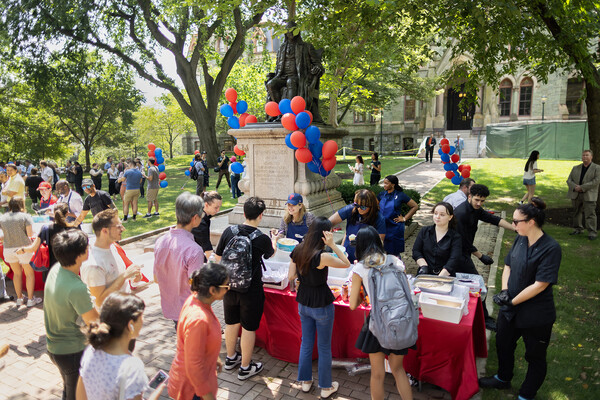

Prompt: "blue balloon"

[319,168,331,177]
[156,156,165,164]
[220,104,234,117]
[309,140,323,159]
[160,180,169,188]
[155,148,162,155]
[190,160,195,167]
[279,99,293,115]
[184,170,190,176]
[438,148,443,156]
[158,164,165,172]
[307,160,321,174]
[449,146,456,155]
[451,176,462,185]
[285,133,297,150]
[295,112,311,130]
[440,153,450,163]
[236,100,248,114]
[227,116,240,129]
[450,163,458,171]
[443,163,453,171]
[231,162,244,174]
[305,125,321,144]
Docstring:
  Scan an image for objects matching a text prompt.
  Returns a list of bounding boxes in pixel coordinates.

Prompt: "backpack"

[220,225,262,292]
[368,255,419,350]
[189,162,199,181]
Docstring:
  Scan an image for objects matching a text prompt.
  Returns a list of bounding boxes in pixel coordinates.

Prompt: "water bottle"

[208,253,216,264]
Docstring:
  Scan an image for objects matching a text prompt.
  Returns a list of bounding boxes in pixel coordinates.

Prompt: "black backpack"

[189,162,199,181]
[220,225,262,292]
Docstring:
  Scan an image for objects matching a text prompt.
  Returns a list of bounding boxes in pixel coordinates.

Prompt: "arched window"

[566,78,585,115]
[499,79,512,117]
[519,77,533,116]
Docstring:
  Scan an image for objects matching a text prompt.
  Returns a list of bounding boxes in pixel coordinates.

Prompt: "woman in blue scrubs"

[271,193,315,242]
[329,189,386,263]
[377,175,419,257]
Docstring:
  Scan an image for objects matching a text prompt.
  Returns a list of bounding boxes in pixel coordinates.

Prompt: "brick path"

[0,161,504,399]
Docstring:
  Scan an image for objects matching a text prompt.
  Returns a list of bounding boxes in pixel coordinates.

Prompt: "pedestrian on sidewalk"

[168,263,229,400]
[480,198,561,400]
[454,134,465,161]
[192,191,222,261]
[425,133,436,163]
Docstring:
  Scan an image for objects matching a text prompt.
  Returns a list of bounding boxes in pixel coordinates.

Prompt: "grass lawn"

[334,155,421,184]
[424,157,599,399]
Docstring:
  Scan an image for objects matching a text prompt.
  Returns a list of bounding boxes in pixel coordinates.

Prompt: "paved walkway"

[0,161,503,400]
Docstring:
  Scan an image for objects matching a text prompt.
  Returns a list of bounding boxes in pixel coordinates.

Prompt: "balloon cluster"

[185,150,201,177]
[220,88,258,129]
[266,96,338,177]
[147,143,168,188]
[438,138,471,185]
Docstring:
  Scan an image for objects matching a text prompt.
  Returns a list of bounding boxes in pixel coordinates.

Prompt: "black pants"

[425,146,434,162]
[216,170,231,189]
[496,312,553,399]
[370,173,381,186]
[49,350,84,400]
[140,178,146,197]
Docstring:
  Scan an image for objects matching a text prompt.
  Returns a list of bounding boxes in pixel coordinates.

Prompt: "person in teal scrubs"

[377,175,419,257]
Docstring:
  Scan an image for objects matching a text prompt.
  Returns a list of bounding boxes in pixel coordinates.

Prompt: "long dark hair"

[356,155,364,164]
[384,175,403,192]
[525,151,539,172]
[355,226,386,267]
[291,217,332,276]
[348,189,380,226]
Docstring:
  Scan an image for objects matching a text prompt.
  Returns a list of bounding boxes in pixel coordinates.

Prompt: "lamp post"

[541,96,547,122]
[379,109,383,155]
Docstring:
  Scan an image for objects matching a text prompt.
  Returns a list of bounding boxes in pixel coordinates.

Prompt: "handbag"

[30,225,51,272]
[214,166,220,173]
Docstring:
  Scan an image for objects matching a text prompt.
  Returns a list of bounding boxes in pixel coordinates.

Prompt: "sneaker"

[478,375,511,389]
[237,361,263,380]
[224,352,242,370]
[320,382,339,399]
[153,212,160,216]
[301,380,313,393]
[143,213,152,218]
[123,215,128,222]
[569,230,582,235]
[27,297,43,307]
[15,297,25,307]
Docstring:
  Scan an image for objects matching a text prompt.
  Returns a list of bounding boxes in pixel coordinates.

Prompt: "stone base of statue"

[228,123,348,228]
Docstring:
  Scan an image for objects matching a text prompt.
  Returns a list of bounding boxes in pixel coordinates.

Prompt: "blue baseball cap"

[286,193,303,205]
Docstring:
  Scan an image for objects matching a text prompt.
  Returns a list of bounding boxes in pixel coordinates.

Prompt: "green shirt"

[44,265,94,355]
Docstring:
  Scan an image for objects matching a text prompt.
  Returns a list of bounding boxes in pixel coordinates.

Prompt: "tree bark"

[585,82,600,159]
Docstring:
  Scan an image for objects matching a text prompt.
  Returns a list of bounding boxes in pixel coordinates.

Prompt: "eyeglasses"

[110,224,125,229]
[218,284,231,290]
[512,219,530,225]
[353,203,369,211]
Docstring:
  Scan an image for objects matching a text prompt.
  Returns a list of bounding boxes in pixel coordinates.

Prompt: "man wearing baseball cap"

[73,178,115,227]
[37,181,58,210]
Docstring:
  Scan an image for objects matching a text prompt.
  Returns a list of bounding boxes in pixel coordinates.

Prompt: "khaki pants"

[572,194,597,235]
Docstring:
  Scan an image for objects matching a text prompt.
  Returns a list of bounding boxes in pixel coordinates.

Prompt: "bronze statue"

[266,23,324,122]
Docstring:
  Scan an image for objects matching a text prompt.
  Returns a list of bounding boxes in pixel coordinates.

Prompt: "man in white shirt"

[443,178,475,210]
[56,179,83,223]
[40,161,54,184]
[80,209,142,308]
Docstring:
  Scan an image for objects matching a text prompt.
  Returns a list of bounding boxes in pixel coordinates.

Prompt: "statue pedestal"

[228,123,348,228]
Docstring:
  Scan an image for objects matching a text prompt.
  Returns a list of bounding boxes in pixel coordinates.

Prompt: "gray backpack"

[368,255,419,350]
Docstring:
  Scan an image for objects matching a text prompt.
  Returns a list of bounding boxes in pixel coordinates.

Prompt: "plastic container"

[277,238,299,252]
[419,292,466,324]
[262,258,290,290]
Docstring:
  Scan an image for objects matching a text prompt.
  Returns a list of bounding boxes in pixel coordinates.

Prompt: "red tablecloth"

[0,244,45,292]
[256,288,487,400]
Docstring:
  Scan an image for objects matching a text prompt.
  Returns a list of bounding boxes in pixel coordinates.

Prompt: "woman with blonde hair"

[271,193,315,243]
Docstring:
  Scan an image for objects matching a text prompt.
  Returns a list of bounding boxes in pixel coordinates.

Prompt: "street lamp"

[541,96,548,122]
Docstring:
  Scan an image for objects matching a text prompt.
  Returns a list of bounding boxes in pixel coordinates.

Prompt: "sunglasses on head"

[353,202,369,211]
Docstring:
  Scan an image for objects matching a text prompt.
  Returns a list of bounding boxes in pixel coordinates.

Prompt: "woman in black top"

[412,202,462,276]
[288,217,350,398]
[369,152,382,186]
[25,168,44,204]
[479,198,561,400]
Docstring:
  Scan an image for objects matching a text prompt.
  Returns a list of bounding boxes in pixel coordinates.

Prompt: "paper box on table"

[419,292,466,324]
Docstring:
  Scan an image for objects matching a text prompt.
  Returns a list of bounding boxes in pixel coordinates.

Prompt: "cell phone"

[148,370,169,389]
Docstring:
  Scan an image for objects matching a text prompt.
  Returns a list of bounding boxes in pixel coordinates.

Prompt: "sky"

[134,48,178,107]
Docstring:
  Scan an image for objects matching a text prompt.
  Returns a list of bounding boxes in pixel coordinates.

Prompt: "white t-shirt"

[352,254,405,299]
[79,345,148,400]
[41,166,54,183]
[81,245,129,294]
[523,161,538,180]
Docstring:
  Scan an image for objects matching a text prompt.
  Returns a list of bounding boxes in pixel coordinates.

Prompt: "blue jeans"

[297,303,335,388]
[231,174,241,198]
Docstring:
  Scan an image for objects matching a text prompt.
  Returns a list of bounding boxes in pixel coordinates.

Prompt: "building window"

[519,77,533,116]
[566,78,584,115]
[352,138,365,150]
[405,97,416,121]
[353,112,366,124]
[499,79,512,116]
[369,138,375,151]
[403,137,414,150]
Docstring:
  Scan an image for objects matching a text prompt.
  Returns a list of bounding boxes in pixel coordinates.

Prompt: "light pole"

[541,96,547,122]
[379,109,383,155]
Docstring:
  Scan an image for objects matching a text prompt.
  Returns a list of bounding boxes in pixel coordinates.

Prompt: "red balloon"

[225,88,237,103]
[265,101,281,117]
[322,156,337,171]
[291,96,306,114]
[295,148,313,163]
[451,154,460,163]
[234,145,245,156]
[189,167,192,171]
[305,110,313,123]
[229,101,237,115]
[461,170,471,178]
[147,143,156,151]
[281,113,298,131]
[290,131,307,148]
[442,144,450,154]
[148,151,155,157]
[440,138,449,146]
[159,172,167,180]
[322,140,339,159]
[246,115,258,124]
[194,150,200,154]
[445,171,455,179]
[441,161,447,164]
[239,113,249,127]
[464,164,472,170]
[458,164,465,172]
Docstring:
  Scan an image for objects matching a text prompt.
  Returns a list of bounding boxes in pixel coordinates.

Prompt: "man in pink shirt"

[154,192,205,326]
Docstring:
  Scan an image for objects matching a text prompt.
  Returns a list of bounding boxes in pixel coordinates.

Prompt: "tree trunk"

[585,82,600,160]
[328,92,338,127]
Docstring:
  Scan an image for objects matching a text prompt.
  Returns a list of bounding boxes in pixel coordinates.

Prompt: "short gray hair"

[176,192,204,225]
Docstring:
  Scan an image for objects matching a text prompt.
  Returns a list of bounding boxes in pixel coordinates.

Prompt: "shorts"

[355,313,416,356]
[123,189,140,206]
[223,287,265,331]
[523,177,536,185]
[3,247,32,264]
[146,188,159,202]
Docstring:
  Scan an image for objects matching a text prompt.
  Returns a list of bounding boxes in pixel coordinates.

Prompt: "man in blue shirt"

[119,161,143,221]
